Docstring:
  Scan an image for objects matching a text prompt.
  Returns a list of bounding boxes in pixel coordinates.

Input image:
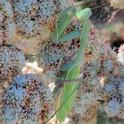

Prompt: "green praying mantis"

[47,6,92,123]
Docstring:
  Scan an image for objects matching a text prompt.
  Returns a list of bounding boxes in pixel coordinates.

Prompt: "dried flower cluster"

[2,74,54,124]
[0,1,61,123]
[0,45,25,83]
[103,76,124,119]
[11,0,69,38]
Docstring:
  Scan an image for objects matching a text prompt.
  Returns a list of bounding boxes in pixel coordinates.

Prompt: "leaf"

[52,7,76,42]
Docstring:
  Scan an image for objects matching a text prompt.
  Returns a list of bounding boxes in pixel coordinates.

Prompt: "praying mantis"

[47,6,92,123]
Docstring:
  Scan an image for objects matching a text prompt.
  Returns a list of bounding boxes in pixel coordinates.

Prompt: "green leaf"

[52,7,76,42]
